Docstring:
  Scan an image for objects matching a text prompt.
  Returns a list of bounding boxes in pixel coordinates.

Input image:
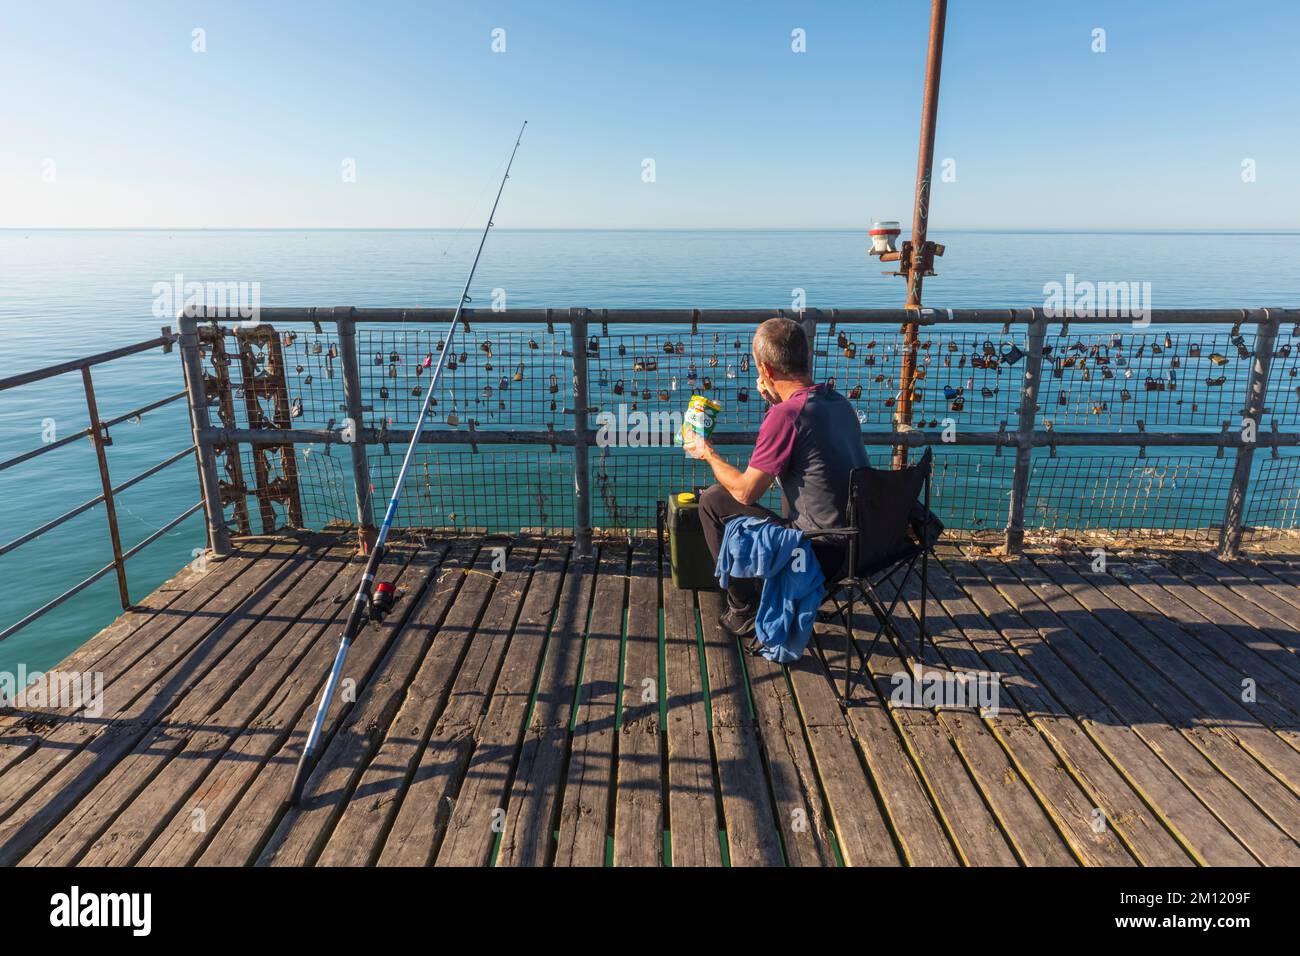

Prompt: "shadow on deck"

[2,528,1299,867]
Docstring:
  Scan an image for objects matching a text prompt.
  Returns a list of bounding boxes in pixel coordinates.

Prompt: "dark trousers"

[698,484,845,615]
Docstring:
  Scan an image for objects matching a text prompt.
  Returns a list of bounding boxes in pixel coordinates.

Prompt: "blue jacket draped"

[715,517,825,663]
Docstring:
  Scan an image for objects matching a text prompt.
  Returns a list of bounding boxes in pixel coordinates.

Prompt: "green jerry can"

[667,492,718,590]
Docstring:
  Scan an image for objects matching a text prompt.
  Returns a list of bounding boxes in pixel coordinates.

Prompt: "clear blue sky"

[3,0,1297,229]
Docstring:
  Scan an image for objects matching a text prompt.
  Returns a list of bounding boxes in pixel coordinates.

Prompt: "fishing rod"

[287,121,527,807]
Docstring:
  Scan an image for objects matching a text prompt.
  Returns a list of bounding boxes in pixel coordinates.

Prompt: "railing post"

[178,312,233,558]
[1218,311,1280,558]
[570,307,594,557]
[334,307,376,552]
[1005,310,1047,553]
[81,366,131,609]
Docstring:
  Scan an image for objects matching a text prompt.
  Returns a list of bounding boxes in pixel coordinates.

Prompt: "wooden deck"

[3,529,1300,866]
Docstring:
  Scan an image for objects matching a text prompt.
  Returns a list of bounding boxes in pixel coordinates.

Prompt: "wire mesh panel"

[926,447,1016,540]
[276,328,348,431]
[586,327,764,433]
[587,444,782,536]
[1244,450,1300,540]
[815,324,1027,431]
[1267,321,1300,431]
[358,324,571,432]
[1039,326,1254,432]
[1023,450,1236,543]
[365,446,573,532]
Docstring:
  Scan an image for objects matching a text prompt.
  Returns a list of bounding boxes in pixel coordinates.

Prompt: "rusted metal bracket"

[882,239,945,282]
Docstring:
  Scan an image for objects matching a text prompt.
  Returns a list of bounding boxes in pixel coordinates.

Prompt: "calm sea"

[2,228,1299,673]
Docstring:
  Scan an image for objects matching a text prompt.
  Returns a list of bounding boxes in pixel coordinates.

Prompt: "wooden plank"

[1093,553,1300,713]
[940,553,1218,865]
[0,554,194,743]
[741,649,836,866]
[21,538,351,866]
[782,645,901,865]
[1155,555,1300,658]
[376,542,542,866]
[661,570,722,866]
[1003,554,1300,848]
[318,541,503,865]
[844,573,1075,867]
[1034,551,1300,800]
[966,550,1279,865]
[696,590,783,866]
[554,545,629,866]
[0,539,302,864]
[496,546,600,866]
[259,540,476,865]
[434,542,570,866]
[141,542,412,866]
[611,546,664,866]
[192,542,441,866]
[133,540,385,866]
[0,539,275,781]
[923,558,1176,865]
[876,567,1132,866]
[811,621,963,866]
[1194,552,1300,634]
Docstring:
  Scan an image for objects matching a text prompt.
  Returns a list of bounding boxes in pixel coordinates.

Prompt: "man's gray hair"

[753,316,810,376]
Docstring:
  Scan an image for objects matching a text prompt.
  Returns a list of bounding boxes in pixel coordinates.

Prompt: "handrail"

[0,330,196,644]
[0,501,203,644]
[0,329,175,392]
[184,306,1300,326]
[0,445,195,558]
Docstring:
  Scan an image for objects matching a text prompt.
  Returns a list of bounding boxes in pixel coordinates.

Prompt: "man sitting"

[683,316,867,635]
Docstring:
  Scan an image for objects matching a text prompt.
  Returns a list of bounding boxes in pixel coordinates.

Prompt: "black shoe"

[719,607,756,636]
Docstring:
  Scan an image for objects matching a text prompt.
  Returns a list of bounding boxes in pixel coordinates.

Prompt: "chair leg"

[919,547,930,666]
[845,582,855,702]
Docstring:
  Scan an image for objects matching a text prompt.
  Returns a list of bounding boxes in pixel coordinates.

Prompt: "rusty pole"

[893,0,948,468]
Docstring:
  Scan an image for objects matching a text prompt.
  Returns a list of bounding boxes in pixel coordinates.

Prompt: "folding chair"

[804,448,944,702]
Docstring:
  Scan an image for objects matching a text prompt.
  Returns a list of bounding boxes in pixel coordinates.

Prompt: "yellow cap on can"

[676,492,696,504]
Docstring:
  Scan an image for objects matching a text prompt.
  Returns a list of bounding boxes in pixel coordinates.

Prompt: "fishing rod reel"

[368,580,397,626]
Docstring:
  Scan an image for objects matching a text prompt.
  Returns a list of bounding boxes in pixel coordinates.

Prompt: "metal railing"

[178,306,1300,561]
[0,329,202,642]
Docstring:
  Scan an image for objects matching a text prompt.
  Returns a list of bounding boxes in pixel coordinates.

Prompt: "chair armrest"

[804,527,856,538]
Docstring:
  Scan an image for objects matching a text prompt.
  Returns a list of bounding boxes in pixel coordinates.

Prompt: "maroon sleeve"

[748,403,797,476]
